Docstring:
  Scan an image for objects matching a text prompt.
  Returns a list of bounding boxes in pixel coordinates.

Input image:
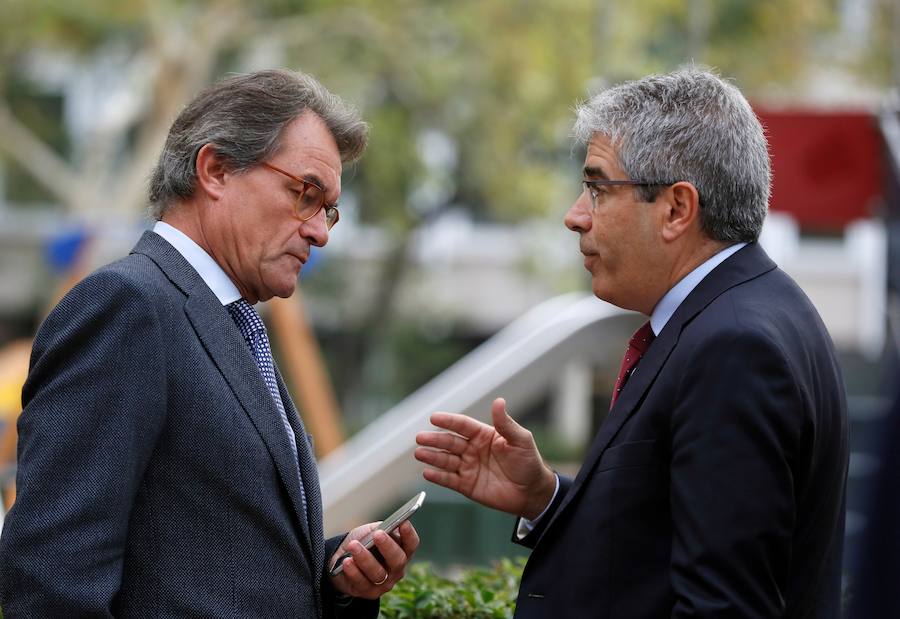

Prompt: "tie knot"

[629,321,655,355]
[227,299,265,337]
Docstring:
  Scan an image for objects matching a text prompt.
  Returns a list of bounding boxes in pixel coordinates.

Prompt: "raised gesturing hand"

[414,397,556,520]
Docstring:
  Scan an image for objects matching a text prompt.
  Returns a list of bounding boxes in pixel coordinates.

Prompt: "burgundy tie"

[610,321,655,410]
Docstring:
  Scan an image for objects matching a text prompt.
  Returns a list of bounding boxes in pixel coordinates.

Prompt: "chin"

[262,265,300,299]
[273,284,297,299]
[592,284,622,310]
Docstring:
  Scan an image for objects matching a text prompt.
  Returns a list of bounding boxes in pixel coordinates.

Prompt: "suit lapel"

[540,320,680,536]
[537,243,777,541]
[131,231,317,563]
[276,368,325,582]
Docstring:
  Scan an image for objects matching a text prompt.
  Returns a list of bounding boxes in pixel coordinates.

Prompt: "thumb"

[491,397,532,447]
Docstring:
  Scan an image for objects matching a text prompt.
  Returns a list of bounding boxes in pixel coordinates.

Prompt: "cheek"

[588,214,617,258]
[632,215,659,254]
[259,222,295,253]
[262,227,303,270]
[595,215,637,273]
[241,236,286,287]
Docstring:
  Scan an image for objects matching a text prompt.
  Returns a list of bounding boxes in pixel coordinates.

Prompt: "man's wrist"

[522,468,559,521]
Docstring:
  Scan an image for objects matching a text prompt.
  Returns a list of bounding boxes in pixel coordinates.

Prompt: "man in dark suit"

[0,69,418,616]
[416,68,848,617]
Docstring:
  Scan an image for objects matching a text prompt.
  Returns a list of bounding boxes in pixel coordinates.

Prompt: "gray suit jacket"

[0,231,377,617]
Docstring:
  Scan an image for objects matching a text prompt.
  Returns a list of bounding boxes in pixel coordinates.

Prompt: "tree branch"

[0,101,83,208]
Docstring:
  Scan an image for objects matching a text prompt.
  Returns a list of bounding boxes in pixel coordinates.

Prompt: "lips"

[284,254,307,277]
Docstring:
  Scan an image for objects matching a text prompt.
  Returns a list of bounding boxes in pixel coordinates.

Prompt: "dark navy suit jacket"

[0,231,377,617]
[514,243,848,618]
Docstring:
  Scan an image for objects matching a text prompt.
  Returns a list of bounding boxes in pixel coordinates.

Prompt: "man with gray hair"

[0,69,418,616]
[416,67,848,617]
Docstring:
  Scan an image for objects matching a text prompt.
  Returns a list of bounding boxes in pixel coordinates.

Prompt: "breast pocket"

[596,439,659,472]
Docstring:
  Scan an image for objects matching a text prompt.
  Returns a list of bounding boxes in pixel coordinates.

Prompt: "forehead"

[274,111,342,187]
[582,133,624,179]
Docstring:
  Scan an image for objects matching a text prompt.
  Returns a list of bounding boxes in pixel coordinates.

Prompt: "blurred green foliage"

[379,558,526,618]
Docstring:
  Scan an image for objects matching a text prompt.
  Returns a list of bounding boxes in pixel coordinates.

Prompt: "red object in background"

[754,108,883,232]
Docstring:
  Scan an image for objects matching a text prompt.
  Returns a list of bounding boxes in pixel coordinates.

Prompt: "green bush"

[379,558,526,618]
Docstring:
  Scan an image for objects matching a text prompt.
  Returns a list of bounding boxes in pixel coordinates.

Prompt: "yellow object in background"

[0,339,30,509]
[0,339,30,420]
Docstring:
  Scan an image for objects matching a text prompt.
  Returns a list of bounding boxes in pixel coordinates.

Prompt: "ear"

[194,143,230,201]
[660,181,701,242]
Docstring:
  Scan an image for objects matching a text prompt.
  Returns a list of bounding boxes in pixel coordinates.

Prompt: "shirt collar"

[649,242,747,336]
[152,221,242,305]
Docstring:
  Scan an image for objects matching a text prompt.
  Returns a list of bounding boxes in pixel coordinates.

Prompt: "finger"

[397,520,420,557]
[428,412,491,439]
[371,530,406,572]
[414,446,462,471]
[491,397,532,447]
[329,550,350,574]
[415,431,469,455]
[336,556,374,598]
[340,522,380,551]
[422,467,462,491]
[358,521,381,536]
[337,555,362,584]
[349,538,391,585]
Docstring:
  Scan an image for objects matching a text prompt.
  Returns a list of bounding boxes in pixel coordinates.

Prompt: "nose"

[300,209,330,247]
[564,192,592,233]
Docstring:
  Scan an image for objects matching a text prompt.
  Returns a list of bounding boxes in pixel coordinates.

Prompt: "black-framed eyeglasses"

[582,179,674,209]
[262,162,340,229]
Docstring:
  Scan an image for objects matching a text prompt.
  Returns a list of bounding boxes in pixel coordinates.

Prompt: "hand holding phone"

[329,491,426,577]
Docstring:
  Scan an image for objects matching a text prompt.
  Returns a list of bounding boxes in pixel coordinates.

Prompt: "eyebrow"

[582,166,610,180]
[299,172,326,191]
[301,173,340,208]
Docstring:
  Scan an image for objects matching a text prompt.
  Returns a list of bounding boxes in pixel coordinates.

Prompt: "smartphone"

[329,491,426,577]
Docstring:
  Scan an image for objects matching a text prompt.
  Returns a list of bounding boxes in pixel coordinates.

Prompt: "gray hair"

[573,67,770,243]
[148,69,368,219]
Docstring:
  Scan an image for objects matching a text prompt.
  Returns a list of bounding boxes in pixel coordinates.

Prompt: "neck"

[638,237,730,315]
[161,202,259,304]
[161,201,208,252]
[667,237,730,290]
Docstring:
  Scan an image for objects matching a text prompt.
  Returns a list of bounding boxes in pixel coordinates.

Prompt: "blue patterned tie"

[227,299,307,513]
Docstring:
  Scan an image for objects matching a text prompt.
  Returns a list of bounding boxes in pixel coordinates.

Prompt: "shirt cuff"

[515,473,560,540]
